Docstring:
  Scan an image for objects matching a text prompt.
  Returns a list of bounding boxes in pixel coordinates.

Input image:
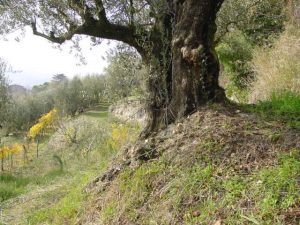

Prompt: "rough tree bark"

[142,0,225,136]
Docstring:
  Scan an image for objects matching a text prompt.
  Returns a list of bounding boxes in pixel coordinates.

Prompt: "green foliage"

[54,77,85,117]
[81,74,107,106]
[105,45,146,101]
[2,73,108,132]
[217,31,253,101]
[216,0,286,45]
[216,0,289,101]
[32,82,50,93]
[3,89,55,132]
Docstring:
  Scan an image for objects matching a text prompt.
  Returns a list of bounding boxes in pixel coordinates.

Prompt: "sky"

[0,27,111,88]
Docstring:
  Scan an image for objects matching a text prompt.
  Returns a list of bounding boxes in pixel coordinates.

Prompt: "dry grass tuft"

[250,24,300,102]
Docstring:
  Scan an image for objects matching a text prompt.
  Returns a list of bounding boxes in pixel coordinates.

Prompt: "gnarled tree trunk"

[142,0,225,137]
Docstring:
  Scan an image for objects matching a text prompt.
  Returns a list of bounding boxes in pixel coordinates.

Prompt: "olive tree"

[0,0,226,136]
[105,45,146,101]
[81,74,106,105]
[55,77,85,116]
[0,59,9,127]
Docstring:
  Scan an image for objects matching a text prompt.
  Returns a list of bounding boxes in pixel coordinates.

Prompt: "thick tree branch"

[30,0,158,58]
[31,13,148,57]
[31,20,80,44]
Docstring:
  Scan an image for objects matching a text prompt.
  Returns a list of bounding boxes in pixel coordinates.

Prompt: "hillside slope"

[81,105,300,225]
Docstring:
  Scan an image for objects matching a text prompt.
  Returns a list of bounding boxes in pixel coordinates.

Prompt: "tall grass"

[249,24,300,103]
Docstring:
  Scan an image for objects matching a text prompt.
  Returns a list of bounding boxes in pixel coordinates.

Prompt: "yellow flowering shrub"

[28,109,57,139]
[28,123,44,139]
[10,144,23,154]
[107,124,129,150]
[38,109,57,127]
[0,144,22,159]
[0,146,9,159]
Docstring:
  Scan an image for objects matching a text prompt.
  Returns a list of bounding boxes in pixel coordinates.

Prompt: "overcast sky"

[0,27,111,88]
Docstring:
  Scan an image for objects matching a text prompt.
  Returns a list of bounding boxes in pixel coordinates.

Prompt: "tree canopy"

[0,0,163,57]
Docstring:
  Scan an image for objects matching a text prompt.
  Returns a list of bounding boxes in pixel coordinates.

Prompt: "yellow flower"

[28,109,57,139]
[0,146,10,159]
[10,144,23,154]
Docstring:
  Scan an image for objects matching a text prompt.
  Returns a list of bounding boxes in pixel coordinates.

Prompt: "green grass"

[27,171,93,225]
[0,169,65,203]
[253,150,300,220]
[83,110,108,118]
[24,110,139,224]
[92,103,110,111]
[83,103,110,119]
[0,174,31,202]
[257,92,300,114]
[243,92,300,128]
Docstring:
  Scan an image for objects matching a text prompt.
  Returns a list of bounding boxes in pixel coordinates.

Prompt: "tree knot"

[181,45,204,64]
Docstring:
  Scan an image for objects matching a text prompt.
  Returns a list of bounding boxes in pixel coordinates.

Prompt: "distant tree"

[81,74,106,106]
[4,90,55,132]
[0,59,9,127]
[55,76,85,116]
[105,45,146,101]
[52,74,68,84]
[32,82,50,93]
